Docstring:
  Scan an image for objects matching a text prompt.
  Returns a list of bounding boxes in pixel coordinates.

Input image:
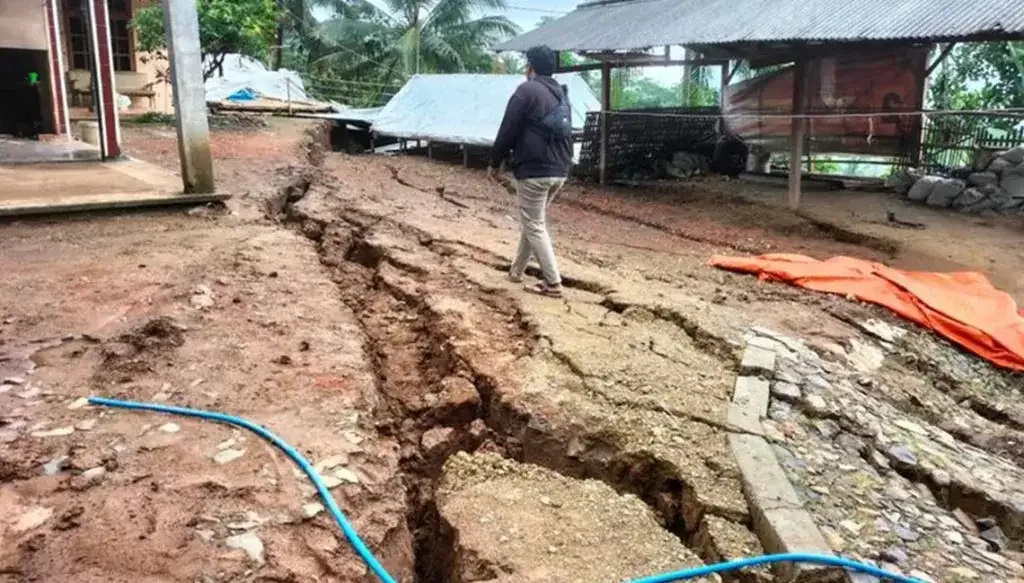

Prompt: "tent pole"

[463,144,469,167]
[599,62,611,187]
[788,59,807,210]
[428,141,433,160]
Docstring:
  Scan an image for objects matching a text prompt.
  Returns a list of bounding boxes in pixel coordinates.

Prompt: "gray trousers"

[510,177,565,285]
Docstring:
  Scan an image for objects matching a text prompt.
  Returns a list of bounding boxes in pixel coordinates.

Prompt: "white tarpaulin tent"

[204,54,312,102]
[370,73,600,146]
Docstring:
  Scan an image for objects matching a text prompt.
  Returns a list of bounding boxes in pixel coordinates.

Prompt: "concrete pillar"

[163,0,214,193]
[85,0,121,158]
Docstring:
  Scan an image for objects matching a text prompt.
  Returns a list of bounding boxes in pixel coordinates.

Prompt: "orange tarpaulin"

[709,254,1024,371]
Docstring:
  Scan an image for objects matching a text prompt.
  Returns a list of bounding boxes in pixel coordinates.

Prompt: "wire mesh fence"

[575,108,1024,182]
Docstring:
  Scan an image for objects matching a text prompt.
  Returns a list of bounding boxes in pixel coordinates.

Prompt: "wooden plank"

[599,62,612,186]
[788,59,807,210]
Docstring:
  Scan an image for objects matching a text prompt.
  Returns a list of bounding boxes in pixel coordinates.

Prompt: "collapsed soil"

[1,119,1023,583]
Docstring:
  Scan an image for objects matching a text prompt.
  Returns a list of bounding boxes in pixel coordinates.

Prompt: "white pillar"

[163,0,214,193]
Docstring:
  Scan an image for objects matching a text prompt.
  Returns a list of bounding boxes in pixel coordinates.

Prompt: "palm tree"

[311,0,519,83]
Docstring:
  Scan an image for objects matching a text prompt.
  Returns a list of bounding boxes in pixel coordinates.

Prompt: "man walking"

[488,45,572,298]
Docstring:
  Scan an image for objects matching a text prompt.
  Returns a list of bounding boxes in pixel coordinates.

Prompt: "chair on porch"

[68,69,157,110]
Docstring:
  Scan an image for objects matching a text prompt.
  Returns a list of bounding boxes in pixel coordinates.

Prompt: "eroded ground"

[1,119,1023,583]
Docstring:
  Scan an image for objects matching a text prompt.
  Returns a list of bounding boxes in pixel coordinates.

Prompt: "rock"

[321,475,343,489]
[158,423,181,433]
[313,455,349,474]
[976,517,998,530]
[32,426,75,438]
[2,377,25,385]
[213,449,245,464]
[421,427,456,453]
[931,468,951,488]
[989,157,1013,174]
[857,319,906,343]
[948,566,979,580]
[907,176,942,201]
[962,184,1005,213]
[836,432,867,454]
[1001,163,1024,198]
[71,466,106,490]
[804,394,829,416]
[925,178,966,207]
[43,456,69,476]
[946,530,965,544]
[190,293,215,310]
[896,526,920,542]
[839,520,863,535]
[824,528,846,552]
[803,374,832,392]
[881,547,909,565]
[225,532,264,565]
[768,399,796,422]
[1000,146,1024,165]
[981,526,1008,552]
[908,570,936,583]
[954,509,980,535]
[217,438,237,450]
[952,187,988,210]
[846,337,885,372]
[886,444,918,470]
[886,168,923,193]
[814,419,842,439]
[67,397,90,410]
[771,381,802,402]
[969,171,1000,187]
[13,506,53,532]
[302,502,324,518]
[334,468,360,484]
[75,419,97,431]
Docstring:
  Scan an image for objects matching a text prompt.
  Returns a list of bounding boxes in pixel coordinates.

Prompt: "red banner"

[724,48,930,155]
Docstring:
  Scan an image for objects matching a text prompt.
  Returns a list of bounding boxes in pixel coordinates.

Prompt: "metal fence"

[914,114,1024,173]
[576,106,723,181]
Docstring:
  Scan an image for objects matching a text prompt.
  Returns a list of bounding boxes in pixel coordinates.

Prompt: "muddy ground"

[1,119,1023,582]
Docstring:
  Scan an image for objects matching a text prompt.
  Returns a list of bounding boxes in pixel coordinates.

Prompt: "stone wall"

[890,147,1024,215]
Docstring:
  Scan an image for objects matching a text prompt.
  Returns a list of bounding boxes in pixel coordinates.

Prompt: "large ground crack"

[282,172,762,580]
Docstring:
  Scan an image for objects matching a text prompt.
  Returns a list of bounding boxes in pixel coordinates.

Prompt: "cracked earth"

[1,120,1023,582]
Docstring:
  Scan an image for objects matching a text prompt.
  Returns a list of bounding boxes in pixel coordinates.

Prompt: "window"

[64,0,134,71]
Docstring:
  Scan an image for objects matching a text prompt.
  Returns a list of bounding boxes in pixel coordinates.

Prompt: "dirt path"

[2,120,1024,583]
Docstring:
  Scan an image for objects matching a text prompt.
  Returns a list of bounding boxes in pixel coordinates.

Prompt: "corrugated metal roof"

[497,0,1024,53]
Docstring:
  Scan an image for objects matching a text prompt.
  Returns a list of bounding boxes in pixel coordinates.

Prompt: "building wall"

[131,0,173,112]
[0,0,49,50]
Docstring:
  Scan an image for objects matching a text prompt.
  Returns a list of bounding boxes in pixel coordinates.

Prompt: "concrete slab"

[0,157,225,217]
[741,344,777,378]
[0,137,100,164]
[728,376,770,435]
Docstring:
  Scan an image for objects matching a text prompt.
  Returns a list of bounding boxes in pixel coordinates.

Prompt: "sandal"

[508,272,525,283]
[526,282,563,298]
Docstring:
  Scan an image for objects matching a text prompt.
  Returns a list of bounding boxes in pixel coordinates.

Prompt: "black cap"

[526,45,557,76]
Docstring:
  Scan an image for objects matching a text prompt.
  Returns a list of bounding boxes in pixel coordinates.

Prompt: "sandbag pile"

[893,146,1024,214]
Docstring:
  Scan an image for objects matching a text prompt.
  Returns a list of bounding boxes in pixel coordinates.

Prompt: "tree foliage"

[930,42,1024,110]
[133,0,279,80]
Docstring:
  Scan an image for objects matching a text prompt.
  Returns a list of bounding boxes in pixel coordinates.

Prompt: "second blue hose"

[89,397,925,583]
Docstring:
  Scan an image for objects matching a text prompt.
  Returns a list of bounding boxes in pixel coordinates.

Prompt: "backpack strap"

[532,79,567,105]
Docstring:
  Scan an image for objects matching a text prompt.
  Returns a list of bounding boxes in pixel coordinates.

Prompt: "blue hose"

[88,397,398,583]
[90,397,922,583]
[629,552,924,582]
